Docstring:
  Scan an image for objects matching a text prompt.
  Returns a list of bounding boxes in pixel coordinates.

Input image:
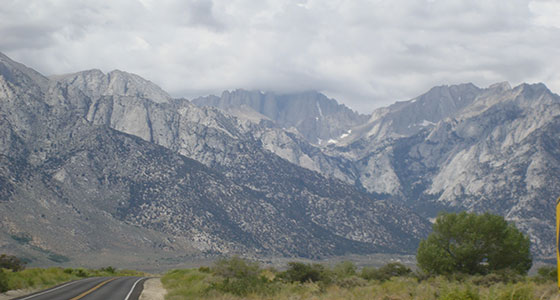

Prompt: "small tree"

[279,262,332,284]
[0,269,7,292]
[360,262,411,281]
[332,261,357,279]
[0,254,26,272]
[417,212,532,275]
[210,256,269,296]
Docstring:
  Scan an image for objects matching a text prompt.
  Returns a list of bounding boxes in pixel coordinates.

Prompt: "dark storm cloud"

[1,0,559,112]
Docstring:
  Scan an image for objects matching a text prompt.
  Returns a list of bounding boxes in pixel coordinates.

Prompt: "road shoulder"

[0,288,41,300]
[139,278,166,300]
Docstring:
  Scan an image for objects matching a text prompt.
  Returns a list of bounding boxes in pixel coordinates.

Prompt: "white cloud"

[1,0,560,112]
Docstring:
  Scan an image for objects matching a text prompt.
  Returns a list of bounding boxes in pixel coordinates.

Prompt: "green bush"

[417,212,532,275]
[336,275,367,288]
[279,262,332,284]
[209,257,273,296]
[497,283,534,300]
[378,262,411,278]
[0,269,8,293]
[332,261,357,279]
[74,268,89,277]
[534,265,557,282]
[439,286,480,300]
[470,273,504,287]
[99,266,116,274]
[0,254,26,271]
[360,262,411,281]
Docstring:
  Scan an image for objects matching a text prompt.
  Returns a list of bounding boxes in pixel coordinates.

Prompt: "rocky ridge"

[0,52,429,266]
[196,81,560,258]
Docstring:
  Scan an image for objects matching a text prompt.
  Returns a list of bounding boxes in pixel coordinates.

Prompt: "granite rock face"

[195,81,560,259]
[2,49,558,263]
[0,52,429,265]
[325,82,560,258]
[193,89,369,145]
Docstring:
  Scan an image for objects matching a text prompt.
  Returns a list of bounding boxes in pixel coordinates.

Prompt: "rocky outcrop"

[194,81,560,259]
[193,89,369,145]
[327,82,560,258]
[0,52,430,266]
[2,48,558,262]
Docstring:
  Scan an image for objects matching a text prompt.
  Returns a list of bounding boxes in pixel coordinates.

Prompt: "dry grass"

[161,268,560,300]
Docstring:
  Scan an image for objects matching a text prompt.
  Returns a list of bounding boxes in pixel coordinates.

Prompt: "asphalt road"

[13,276,148,300]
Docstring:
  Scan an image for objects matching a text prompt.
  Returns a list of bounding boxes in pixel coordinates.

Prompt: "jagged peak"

[49,69,106,81]
[513,82,549,92]
[0,52,49,89]
[421,82,480,96]
[488,81,511,91]
[50,67,171,103]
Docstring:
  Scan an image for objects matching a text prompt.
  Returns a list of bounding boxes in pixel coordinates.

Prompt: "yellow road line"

[70,277,117,300]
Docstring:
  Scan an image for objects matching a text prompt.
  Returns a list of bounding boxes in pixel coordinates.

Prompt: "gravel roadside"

[139,278,166,300]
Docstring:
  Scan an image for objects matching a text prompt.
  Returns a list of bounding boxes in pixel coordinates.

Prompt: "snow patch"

[316,102,323,117]
[419,120,436,127]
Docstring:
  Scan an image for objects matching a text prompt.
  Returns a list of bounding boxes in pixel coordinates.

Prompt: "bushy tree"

[0,254,25,272]
[0,269,7,293]
[332,261,357,279]
[210,256,270,296]
[417,212,532,275]
[279,262,332,284]
[535,265,557,282]
[360,262,411,281]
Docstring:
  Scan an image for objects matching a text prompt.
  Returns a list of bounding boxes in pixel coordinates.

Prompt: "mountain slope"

[193,89,369,145]
[197,80,560,259]
[0,52,430,265]
[326,82,560,257]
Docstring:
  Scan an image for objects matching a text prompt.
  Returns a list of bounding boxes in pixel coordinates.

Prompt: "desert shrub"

[0,254,26,271]
[491,268,524,283]
[378,262,411,279]
[209,256,274,296]
[439,286,480,300]
[413,269,431,282]
[0,269,8,293]
[63,268,89,277]
[99,266,116,274]
[534,265,556,283]
[497,283,534,300]
[336,275,368,288]
[332,261,357,279]
[361,262,411,281]
[470,273,503,287]
[279,262,332,284]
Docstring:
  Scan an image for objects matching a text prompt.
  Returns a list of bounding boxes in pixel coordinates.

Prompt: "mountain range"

[0,51,557,268]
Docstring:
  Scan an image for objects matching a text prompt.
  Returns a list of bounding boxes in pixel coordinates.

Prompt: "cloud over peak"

[1,0,559,112]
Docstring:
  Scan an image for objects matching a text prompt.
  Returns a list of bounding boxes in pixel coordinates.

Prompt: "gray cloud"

[1,0,559,113]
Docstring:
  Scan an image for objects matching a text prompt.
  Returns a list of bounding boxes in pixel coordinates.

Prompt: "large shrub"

[361,262,411,281]
[279,262,332,284]
[0,254,26,272]
[0,269,7,293]
[210,257,272,296]
[417,212,532,275]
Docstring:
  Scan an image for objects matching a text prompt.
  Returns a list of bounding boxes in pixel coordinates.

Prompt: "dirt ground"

[140,278,166,300]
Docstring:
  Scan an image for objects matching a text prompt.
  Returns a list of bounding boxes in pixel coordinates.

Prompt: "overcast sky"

[1,0,560,113]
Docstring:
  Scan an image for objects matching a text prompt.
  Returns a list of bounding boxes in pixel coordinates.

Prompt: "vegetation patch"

[161,258,558,300]
[0,257,145,293]
[10,233,32,245]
